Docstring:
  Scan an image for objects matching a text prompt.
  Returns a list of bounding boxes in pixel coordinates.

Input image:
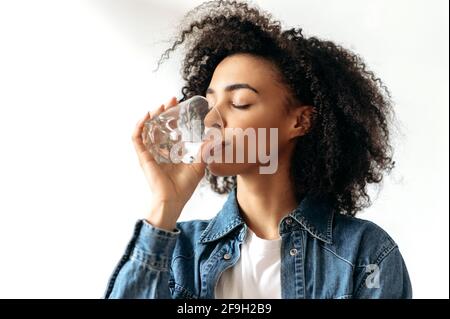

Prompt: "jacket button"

[223,253,232,260]
[285,218,293,225]
[289,248,298,256]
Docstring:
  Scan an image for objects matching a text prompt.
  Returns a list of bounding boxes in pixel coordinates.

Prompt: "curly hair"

[155,0,396,216]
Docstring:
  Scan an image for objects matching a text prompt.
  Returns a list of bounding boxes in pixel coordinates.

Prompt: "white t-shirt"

[214,228,282,299]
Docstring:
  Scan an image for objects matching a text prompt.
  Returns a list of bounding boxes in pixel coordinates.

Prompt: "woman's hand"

[132,97,207,231]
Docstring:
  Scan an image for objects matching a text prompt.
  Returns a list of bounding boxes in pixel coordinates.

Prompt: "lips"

[211,141,230,152]
[201,140,230,159]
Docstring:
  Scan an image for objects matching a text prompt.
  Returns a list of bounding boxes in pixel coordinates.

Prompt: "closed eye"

[232,103,251,109]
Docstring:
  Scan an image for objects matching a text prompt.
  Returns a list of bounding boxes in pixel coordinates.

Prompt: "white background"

[0,0,448,298]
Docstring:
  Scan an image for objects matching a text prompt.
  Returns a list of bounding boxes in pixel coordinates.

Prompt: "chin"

[206,162,255,176]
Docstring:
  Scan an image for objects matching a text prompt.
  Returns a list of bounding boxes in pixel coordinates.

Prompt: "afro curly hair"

[155,0,397,216]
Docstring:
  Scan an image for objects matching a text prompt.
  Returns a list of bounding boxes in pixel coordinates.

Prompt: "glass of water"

[142,95,222,164]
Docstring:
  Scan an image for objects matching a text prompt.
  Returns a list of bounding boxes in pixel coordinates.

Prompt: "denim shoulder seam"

[319,244,355,268]
[355,241,398,268]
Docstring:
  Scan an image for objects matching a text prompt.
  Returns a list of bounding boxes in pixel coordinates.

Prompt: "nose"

[204,106,224,133]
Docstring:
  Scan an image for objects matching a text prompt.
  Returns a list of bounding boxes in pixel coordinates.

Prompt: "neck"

[236,158,300,240]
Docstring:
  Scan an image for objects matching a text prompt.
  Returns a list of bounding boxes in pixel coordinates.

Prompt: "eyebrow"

[206,83,259,95]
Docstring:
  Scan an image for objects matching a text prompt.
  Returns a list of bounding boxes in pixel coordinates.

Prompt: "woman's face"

[203,53,310,176]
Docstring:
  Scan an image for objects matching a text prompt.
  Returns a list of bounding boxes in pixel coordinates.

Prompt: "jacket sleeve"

[104,219,180,299]
[353,245,413,299]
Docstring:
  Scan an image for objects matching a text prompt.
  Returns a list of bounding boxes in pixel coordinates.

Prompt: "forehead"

[210,53,281,89]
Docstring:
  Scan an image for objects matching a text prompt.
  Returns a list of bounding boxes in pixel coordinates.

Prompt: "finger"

[133,103,164,157]
[132,113,151,153]
[150,104,165,118]
[132,112,159,167]
[133,111,150,137]
[163,96,178,111]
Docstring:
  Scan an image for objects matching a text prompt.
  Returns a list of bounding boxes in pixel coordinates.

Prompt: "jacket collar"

[198,187,334,244]
[198,188,245,244]
[289,192,334,244]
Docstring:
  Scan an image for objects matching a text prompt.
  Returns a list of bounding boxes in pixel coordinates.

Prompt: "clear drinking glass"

[142,95,222,164]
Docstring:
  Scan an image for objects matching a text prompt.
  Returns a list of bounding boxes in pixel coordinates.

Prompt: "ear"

[288,105,315,139]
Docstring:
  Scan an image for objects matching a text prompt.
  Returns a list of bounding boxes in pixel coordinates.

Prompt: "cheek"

[226,109,289,142]
[205,107,290,175]
[234,106,285,130]
[229,112,288,151]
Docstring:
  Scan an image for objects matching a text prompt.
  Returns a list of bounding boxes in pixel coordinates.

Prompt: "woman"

[105,0,412,299]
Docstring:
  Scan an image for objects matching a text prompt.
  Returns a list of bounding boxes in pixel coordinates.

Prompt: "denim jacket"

[105,188,412,299]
